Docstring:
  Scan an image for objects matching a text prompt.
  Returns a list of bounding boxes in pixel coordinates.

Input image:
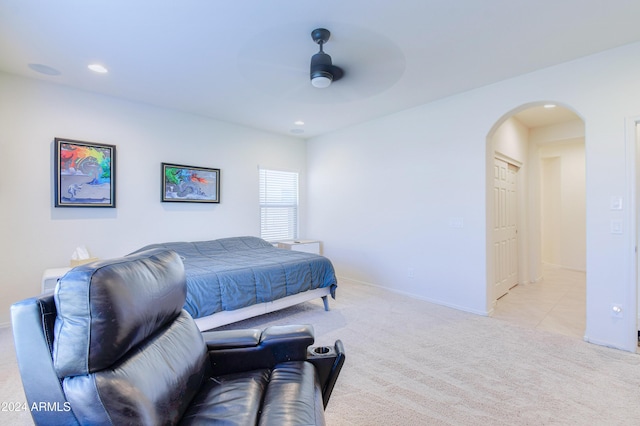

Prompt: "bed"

[132,236,337,330]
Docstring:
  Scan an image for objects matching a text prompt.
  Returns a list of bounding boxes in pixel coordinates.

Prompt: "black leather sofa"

[11,248,345,425]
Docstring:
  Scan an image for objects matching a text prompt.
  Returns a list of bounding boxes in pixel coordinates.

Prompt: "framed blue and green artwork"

[162,163,220,203]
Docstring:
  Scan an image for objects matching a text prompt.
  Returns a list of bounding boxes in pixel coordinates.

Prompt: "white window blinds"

[259,168,299,241]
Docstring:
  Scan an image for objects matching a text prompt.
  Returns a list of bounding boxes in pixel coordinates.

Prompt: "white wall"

[307,41,640,352]
[492,116,529,164]
[539,140,586,271]
[541,156,562,264]
[0,72,307,325]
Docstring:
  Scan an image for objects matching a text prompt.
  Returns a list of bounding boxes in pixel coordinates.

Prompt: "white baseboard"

[541,262,586,273]
[336,275,492,317]
[583,334,631,352]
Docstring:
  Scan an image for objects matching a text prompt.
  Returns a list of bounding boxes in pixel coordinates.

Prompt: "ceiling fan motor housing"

[310,52,334,81]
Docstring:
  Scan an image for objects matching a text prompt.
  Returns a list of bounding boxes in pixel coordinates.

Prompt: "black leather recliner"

[11,248,345,425]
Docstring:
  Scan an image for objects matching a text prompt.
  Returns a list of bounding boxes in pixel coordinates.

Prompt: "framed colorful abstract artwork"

[161,163,220,203]
[55,138,116,207]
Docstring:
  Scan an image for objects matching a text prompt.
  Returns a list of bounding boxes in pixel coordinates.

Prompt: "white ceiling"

[1,0,639,138]
[514,105,581,129]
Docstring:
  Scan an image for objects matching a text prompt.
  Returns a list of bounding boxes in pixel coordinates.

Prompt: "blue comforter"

[133,236,337,319]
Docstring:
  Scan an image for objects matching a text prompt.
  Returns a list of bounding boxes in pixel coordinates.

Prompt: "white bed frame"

[193,287,332,331]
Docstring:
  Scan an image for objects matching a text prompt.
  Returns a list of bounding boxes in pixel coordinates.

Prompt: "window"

[259,168,298,241]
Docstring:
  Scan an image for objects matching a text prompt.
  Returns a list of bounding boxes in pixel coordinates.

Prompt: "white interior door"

[494,157,519,300]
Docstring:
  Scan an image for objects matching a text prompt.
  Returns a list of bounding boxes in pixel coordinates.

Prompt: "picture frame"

[55,138,116,207]
[162,163,220,203]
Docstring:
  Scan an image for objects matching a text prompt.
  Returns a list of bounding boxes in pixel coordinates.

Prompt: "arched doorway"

[486,102,586,338]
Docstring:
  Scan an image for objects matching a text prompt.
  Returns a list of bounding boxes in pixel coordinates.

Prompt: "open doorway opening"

[487,103,586,339]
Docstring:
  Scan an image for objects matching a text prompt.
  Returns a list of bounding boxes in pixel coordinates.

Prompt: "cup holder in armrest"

[311,346,333,356]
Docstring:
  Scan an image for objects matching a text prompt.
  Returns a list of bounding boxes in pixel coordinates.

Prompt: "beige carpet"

[2,279,640,425]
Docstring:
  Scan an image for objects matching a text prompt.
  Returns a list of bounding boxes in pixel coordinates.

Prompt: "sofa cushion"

[53,248,187,377]
[180,369,270,425]
[259,361,325,426]
[181,361,325,426]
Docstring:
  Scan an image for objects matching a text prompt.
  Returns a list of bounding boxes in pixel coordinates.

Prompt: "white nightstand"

[41,267,71,294]
[277,240,321,255]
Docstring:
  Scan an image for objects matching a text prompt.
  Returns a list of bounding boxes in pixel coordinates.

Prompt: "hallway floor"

[492,265,586,340]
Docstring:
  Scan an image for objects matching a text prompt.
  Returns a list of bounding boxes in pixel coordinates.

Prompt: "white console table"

[277,240,321,255]
[41,267,71,294]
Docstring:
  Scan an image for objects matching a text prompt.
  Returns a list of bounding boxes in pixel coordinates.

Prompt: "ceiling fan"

[310,28,344,88]
[237,25,403,102]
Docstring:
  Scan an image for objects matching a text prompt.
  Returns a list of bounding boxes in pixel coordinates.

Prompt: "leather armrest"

[202,329,261,350]
[208,324,315,375]
[259,324,314,345]
[307,340,346,408]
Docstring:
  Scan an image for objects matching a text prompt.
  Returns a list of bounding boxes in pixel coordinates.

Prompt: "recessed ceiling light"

[294,120,305,126]
[543,104,557,109]
[88,64,108,73]
[27,63,61,76]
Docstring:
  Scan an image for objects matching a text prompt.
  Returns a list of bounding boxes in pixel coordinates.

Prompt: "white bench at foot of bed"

[193,286,332,331]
